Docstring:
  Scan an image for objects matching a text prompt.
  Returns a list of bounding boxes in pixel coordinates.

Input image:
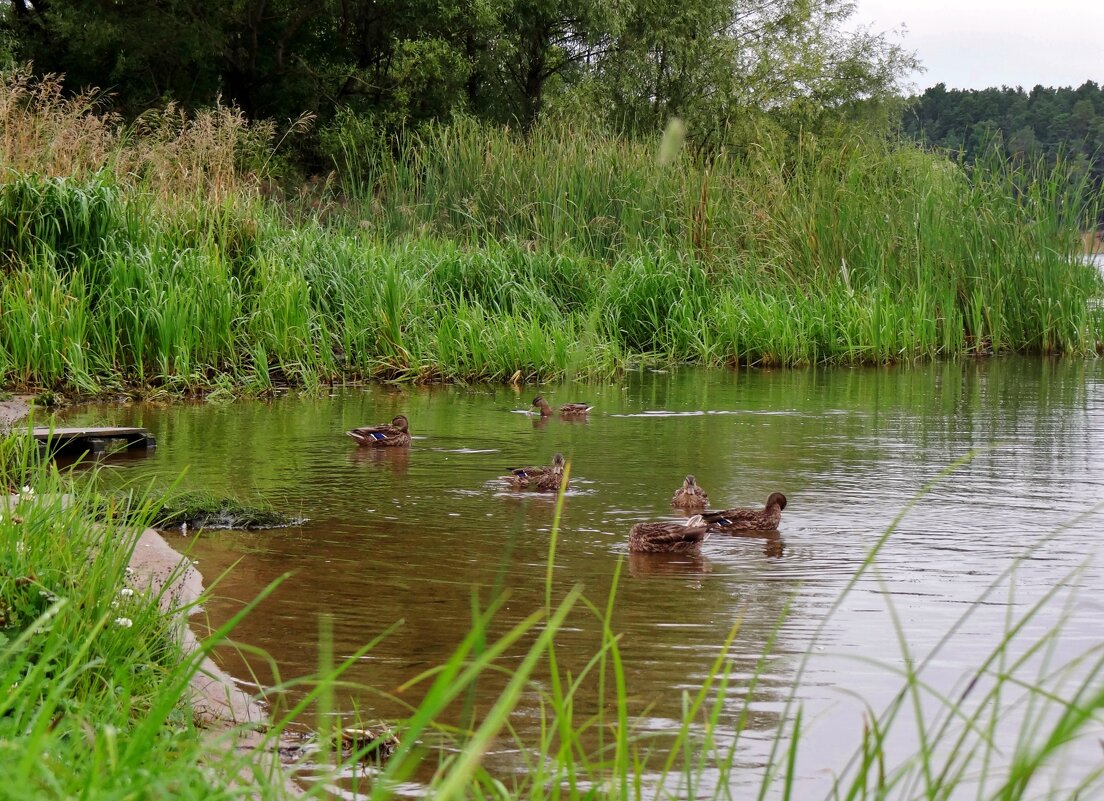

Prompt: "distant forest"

[902,82,1104,196]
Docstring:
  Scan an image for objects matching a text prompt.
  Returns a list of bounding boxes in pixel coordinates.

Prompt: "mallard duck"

[628,514,710,553]
[671,475,708,509]
[501,453,567,491]
[346,415,411,448]
[702,492,787,532]
[532,396,592,418]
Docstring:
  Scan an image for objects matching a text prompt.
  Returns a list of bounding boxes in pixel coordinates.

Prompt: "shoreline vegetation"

[3,56,1104,798]
[1,70,1102,399]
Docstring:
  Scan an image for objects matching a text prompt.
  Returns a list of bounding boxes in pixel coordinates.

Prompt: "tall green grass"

[1,445,265,798]
[1,70,1102,394]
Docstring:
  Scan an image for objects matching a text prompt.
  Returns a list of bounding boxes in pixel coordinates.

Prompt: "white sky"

[851,0,1104,92]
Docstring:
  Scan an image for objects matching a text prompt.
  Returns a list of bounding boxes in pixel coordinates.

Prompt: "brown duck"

[628,514,710,553]
[702,492,787,532]
[501,453,567,491]
[532,396,592,418]
[346,415,411,448]
[671,475,708,509]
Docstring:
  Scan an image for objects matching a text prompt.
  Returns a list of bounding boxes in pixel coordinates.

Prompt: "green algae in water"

[97,489,300,531]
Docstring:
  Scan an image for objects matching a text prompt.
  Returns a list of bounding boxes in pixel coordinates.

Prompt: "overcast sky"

[851,0,1104,92]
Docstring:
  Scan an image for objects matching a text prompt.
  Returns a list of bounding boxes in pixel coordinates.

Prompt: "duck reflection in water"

[349,445,410,474]
[628,550,712,579]
[715,528,785,558]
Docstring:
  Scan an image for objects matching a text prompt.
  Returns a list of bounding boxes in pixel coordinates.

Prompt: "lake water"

[61,358,1104,797]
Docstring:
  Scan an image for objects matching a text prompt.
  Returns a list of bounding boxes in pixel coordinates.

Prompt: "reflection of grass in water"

[4,440,1104,799]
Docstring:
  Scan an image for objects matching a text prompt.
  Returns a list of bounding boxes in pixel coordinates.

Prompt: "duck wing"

[630,521,710,552]
[702,507,769,530]
[505,464,551,480]
[559,403,592,414]
[347,423,407,446]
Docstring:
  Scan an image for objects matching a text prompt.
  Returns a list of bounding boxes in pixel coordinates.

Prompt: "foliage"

[0,455,222,799]
[0,67,276,203]
[903,81,1104,223]
[1,0,914,142]
[0,101,1100,393]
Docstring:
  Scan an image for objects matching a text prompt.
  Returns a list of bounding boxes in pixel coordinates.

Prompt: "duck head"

[766,492,787,511]
[391,415,410,432]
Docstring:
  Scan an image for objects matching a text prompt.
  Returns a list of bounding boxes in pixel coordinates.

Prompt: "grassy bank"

[1,72,1102,395]
[0,453,274,798]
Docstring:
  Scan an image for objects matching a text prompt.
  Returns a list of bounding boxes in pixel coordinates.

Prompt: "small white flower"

[124,566,135,575]
[114,617,133,628]
[20,485,35,500]
[119,588,135,598]
[15,540,27,554]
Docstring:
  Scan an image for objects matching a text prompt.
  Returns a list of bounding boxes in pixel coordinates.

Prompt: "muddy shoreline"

[0,394,32,431]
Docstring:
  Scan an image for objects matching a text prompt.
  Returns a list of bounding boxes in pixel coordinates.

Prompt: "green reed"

[2,117,1103,393]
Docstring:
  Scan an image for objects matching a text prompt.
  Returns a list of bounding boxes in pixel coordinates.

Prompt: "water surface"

[63,358,1104,796]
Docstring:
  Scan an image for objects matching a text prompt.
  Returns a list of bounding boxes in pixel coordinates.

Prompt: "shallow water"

[63,358,1104,797]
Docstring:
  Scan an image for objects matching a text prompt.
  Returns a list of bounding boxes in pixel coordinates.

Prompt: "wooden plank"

[31,426,149,439]
[30,426,157,455]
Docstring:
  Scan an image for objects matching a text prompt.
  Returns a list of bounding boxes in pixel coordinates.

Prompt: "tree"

[2,0,919,142]
[592,0,917,143]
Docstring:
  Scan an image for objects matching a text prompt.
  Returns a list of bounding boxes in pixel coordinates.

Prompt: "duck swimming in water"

[532,396,592,418]
[346,415,411,448]
[501,453,567,491]
[628,514,711,553]
[702,492,787,532]
[671,475,708,509]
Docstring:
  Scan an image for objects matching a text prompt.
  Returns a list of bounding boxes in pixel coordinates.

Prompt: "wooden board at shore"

[31,426,157,453]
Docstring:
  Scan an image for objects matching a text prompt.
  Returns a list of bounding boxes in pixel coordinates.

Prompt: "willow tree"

[592,0,917,142]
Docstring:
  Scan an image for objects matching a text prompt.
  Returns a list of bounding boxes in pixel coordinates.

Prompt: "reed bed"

[1,71,1102,394]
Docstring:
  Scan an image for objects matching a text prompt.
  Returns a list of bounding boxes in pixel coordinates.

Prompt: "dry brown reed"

[0,66,274,203]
